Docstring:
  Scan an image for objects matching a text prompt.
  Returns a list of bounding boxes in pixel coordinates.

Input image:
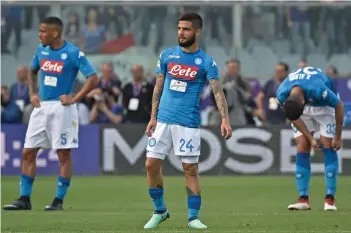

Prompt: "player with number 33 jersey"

[276,66,344,211]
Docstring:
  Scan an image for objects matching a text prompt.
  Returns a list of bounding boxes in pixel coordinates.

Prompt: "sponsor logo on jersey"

[40,60,64,74]
[167,63,198,80]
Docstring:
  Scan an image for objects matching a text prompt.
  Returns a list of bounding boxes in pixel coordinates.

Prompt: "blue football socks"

[149,187,165,212]
[295,153,311,196]
[323,148,338,196]
[188,195,201,221]
[20,174,35,197]
[55,176,71,200]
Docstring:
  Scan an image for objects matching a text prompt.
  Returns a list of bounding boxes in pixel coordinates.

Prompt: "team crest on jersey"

[167,63,199,80]
[61,53,67,60]
[195,58,202,65]
[322,89,328,99]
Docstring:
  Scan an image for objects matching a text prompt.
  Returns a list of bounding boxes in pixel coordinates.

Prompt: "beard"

[178,34,196,47]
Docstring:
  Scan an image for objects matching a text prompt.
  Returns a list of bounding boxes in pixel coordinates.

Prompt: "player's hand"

[332,137,342,151]
[310,138,321,151]
[145,117,157,137]
[221,118,232,140]
[60,94,75,106]
[30,94,41,108]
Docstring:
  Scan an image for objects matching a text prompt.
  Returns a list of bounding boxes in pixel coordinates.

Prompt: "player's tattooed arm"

[151,74,165,119]
[28,68,39,95]
[209,79,229,119]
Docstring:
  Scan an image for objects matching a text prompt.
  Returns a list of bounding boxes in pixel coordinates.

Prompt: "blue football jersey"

[276,66,339,108]
[156,46,219,128]
[31,41,96,101]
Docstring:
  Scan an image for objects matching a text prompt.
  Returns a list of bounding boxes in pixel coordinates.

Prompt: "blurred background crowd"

[1,2,351,127]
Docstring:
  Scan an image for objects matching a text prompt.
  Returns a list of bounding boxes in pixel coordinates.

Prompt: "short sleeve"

[156,51,167,75]
[31,52,40,71]
[76,51,96,78]
[276,85,287,105]
[205,56,219,80]
[316,86,340,108]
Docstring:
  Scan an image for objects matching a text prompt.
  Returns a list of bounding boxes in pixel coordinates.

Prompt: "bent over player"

[3,17,99,211]
[144,13,232,229]
[276,66,344,211]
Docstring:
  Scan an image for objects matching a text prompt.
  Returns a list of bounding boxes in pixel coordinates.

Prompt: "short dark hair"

[277,62,289,72]
[178,13,203,30]
[329,65,338,75]
[41,16,64,29]
[283,95,304,121]
[226,59,241,65]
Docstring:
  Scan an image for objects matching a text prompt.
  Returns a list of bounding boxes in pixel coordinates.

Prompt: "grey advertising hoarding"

[100,125,351,175]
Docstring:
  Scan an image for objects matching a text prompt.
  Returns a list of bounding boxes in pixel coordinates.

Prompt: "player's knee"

[22,148,37,163]
[295,136,311,153]
[145,158,161,175]
[320,136,332,148]
[183,164,198,177]
[57,149,72,164]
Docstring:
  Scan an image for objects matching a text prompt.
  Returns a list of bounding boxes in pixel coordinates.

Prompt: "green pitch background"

[2,176,351,233]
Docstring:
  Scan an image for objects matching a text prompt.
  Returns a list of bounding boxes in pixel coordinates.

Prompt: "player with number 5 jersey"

[144,13,232,230]
[3,17,99,211]
[276,66,344,211]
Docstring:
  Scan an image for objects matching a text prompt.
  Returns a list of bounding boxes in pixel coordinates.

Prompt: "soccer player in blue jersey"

[143,13,232,229]
[3,17,99,211]
[276,66,344,211]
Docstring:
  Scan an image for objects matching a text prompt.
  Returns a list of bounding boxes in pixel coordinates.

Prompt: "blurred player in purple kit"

[144,13,232,229]
[3,17,99,211]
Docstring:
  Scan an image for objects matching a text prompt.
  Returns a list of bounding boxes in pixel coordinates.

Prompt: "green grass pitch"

[2,176,351,233]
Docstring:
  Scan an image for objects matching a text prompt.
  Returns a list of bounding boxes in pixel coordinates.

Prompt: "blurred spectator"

[141,6,167,54]
[81,8,106,54]
[222,59,260,125]
[24,6,48,30]
[122,65,153,123]
[326,65,338,79]
[1,6,23,56]
[98,62,121,102]
[89,89,123,124]
[287,6,311,55]
[297,59,308,68]
[1,86,22,124]
[256,62,289,125]
[10,65,30,111]
[222,60,248,124]
[102,6,130,38]
[64,11,81,47]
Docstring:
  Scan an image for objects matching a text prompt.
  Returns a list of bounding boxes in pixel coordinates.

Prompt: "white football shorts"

[24,101,79,149]
[291,105,336,138]
[146,122,201,164]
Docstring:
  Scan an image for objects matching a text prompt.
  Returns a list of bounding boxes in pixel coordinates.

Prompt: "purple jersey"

[156,46,219,128]
[31,41,96,101]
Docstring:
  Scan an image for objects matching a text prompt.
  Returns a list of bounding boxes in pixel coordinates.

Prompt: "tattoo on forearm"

[209,79,229,118]
[151,74,165,118]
